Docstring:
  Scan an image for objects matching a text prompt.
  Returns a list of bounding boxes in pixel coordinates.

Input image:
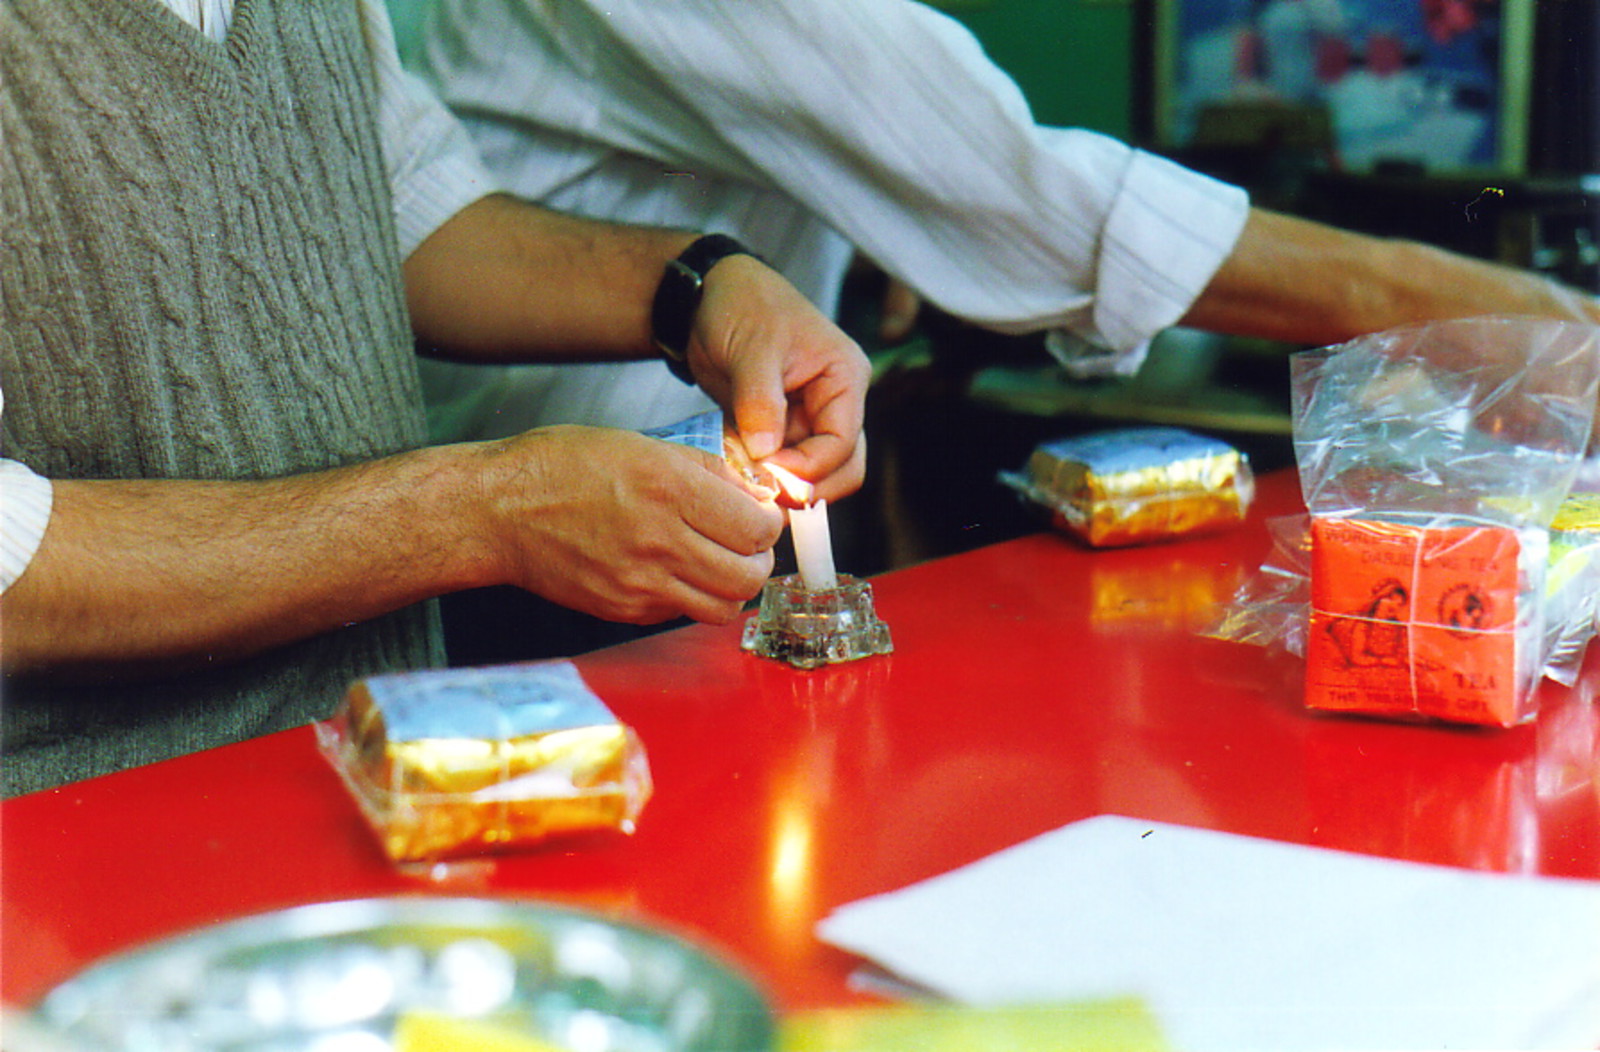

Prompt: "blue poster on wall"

[1166,0,1524,173]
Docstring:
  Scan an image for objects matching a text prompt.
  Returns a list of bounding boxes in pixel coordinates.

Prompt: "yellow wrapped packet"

[1550,491,1600,575]
[316,662,651,864]
[393,1010,572,1052]
[1546,492,1600,680]
[779,999,1167,1052]
[1002,427,1253,547]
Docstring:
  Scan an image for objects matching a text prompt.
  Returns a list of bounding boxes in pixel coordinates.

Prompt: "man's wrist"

[650,233,760,384]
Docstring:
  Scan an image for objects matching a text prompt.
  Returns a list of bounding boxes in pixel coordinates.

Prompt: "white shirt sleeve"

[418,0,1249,373]
[359,0,501,259]
[0,460,52,594]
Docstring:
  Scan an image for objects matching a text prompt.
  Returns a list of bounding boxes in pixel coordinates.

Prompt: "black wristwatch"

[650,233,758,384]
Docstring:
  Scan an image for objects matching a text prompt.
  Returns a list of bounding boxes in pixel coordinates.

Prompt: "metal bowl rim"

[37,895,774,1026]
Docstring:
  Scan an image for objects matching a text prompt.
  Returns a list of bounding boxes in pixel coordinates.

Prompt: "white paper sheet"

[816,815,1600,1051]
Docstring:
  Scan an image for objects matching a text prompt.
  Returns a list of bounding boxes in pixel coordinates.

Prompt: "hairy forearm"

[403,193,697,362]
[0,446,496,679]
[1182,208,1600,345]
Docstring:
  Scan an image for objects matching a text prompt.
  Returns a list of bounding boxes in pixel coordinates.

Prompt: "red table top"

[5,470,1597,1013]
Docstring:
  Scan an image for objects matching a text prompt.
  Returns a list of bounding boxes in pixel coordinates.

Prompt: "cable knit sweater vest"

[0,0,444,795]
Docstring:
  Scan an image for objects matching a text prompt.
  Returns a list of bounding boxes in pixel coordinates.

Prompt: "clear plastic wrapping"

[316,663,651,864]
[1211,317,1600,726]
[1542,492,1600,684]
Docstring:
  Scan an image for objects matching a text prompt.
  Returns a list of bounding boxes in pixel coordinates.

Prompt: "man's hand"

[404,197,872,500]
[474,425,785,625]
[2,430,783,678]
[685,254,871,502]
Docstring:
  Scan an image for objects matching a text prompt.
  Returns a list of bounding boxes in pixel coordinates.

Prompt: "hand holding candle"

[764,464,838,592]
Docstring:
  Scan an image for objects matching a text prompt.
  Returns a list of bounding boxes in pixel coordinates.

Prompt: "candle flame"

[762,462,814,506]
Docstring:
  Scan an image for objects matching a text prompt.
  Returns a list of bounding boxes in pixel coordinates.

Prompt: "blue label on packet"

[1036,426,1234,476]
[641,409,724,456]
[363,662,615,742]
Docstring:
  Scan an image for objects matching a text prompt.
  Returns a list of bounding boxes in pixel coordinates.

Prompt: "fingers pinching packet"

[1002,426,1253,547]
[642,408,778,497]
[316,662,651,864]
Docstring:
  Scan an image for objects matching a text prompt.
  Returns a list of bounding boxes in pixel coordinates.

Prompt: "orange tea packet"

[1306,517,1543,727]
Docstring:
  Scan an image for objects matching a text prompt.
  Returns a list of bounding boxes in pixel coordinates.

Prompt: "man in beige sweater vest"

[0,0,869,793]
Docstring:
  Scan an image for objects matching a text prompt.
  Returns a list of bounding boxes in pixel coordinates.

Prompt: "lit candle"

[764,464,838,592]
[788,498,837,591]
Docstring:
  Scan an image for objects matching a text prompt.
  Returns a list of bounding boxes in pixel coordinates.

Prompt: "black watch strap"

[650,233,757,384]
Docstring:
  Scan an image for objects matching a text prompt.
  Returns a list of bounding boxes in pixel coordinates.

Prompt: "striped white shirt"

[413,0,1251,440]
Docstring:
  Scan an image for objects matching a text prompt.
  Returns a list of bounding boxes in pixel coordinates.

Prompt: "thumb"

[730,362,787,463]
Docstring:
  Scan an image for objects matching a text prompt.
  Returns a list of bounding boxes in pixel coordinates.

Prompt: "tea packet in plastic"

[1001,426,1253,547]
[1211,317,1600,726]
[316,662,651,864]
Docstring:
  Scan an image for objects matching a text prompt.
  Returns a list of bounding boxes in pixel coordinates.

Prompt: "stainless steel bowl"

[33,897,774,1052]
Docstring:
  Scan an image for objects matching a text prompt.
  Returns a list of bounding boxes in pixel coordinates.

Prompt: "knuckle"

[700,598,742,625]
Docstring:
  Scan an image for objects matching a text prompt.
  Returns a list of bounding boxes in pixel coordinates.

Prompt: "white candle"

[764,463,838,591]
[789,497,838,591]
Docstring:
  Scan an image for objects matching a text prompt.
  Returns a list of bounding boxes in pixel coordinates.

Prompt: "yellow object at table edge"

[391,1009,572,1052]
[778,998,1168,1052]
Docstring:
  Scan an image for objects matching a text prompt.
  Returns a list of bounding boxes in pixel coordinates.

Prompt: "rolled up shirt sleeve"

[1094,150,1249,351]
[1046,147,1250,378]
[1,459,53,594]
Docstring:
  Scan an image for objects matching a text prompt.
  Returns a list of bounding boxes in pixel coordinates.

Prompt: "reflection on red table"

[4,471,1596,1012]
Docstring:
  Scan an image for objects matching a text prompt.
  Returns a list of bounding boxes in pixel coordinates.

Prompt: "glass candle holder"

[741,574,894,670]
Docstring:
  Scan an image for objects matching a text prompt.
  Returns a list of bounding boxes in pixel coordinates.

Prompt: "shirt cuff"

[1089,149,1251,356]
[1,459,53,593]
